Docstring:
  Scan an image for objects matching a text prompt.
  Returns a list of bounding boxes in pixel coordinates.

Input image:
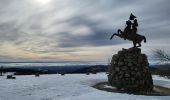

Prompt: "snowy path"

[0,73,170,100]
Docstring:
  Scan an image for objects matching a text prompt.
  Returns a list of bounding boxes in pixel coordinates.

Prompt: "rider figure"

[116,20,132,40]
[123,20,132,39]
[132,19,138,34]
[129,13,138,34]
[113,13,138,40]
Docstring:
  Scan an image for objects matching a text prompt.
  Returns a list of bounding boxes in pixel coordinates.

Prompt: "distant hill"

[70,65,107,73]
[150,64,170,76]
[0,65,107,75]
[1,64,170,76]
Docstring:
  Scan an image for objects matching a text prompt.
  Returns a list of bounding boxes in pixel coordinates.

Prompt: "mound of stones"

[108,48,153,92]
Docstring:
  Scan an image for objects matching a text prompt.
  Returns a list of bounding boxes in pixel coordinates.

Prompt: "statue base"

[108,48,153,92]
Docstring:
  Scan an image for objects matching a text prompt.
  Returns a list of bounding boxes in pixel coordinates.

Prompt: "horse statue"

[110,14,146,48]
[110,30,146,47]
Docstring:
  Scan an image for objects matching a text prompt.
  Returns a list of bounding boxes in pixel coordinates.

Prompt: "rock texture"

[108,48,153,92]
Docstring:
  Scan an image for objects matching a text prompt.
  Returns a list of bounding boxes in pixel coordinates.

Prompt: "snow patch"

[0,74,170,100]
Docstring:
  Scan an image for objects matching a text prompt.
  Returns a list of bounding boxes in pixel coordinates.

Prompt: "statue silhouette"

[110,13,146,48]
[114,20,132,40]
[131,19,138,34]
[129,13,136,20]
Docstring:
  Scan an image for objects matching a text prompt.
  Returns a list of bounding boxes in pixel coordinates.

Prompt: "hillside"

[150,64,170,76]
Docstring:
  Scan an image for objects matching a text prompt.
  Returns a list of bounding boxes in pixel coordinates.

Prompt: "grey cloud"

[0,21,21,42]
[0,0,169,61]
[51,15,123,48]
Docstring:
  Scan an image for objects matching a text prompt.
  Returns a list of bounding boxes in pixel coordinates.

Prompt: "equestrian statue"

[110,13,146,48]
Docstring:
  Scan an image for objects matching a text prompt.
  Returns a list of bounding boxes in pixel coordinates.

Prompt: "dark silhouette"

[0,66,4,76]
[114,20,132,40]
[132,19,138,34]
[110,13,146,47]
[129,13,138,34]
[7,75,16,79]
[2,65,106,75]
[129,13,136,20]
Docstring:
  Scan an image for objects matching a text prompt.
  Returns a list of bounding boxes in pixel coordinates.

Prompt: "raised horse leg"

[117,29,123,34]
[110,29,123,40]
[110,33,123,40]
[118,29,126,40]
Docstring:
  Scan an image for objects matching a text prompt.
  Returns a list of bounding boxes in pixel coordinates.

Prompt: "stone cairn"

[108,48,153,92]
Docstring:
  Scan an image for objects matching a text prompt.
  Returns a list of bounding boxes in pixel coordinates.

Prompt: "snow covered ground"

[0,73,170,100]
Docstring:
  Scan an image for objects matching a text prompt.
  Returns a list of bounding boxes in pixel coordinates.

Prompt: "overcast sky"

[0,0,170,63]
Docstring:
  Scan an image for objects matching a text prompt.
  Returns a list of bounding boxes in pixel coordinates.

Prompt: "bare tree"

[153,49,170,64]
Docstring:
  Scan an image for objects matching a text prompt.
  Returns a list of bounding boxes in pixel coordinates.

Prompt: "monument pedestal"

[108,48,153,92]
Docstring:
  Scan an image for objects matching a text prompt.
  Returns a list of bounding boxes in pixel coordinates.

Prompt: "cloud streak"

[0,0,169,63]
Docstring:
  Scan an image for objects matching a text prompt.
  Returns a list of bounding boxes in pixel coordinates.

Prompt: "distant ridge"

[0,65,107,75]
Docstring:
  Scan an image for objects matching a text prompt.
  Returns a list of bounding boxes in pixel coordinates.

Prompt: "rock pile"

[108,48,153,92]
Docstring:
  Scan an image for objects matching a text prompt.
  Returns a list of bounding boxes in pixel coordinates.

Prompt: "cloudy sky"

[0,0,170,63]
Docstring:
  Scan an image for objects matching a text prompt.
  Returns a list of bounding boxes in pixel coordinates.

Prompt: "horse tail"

[143,36,146,43]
